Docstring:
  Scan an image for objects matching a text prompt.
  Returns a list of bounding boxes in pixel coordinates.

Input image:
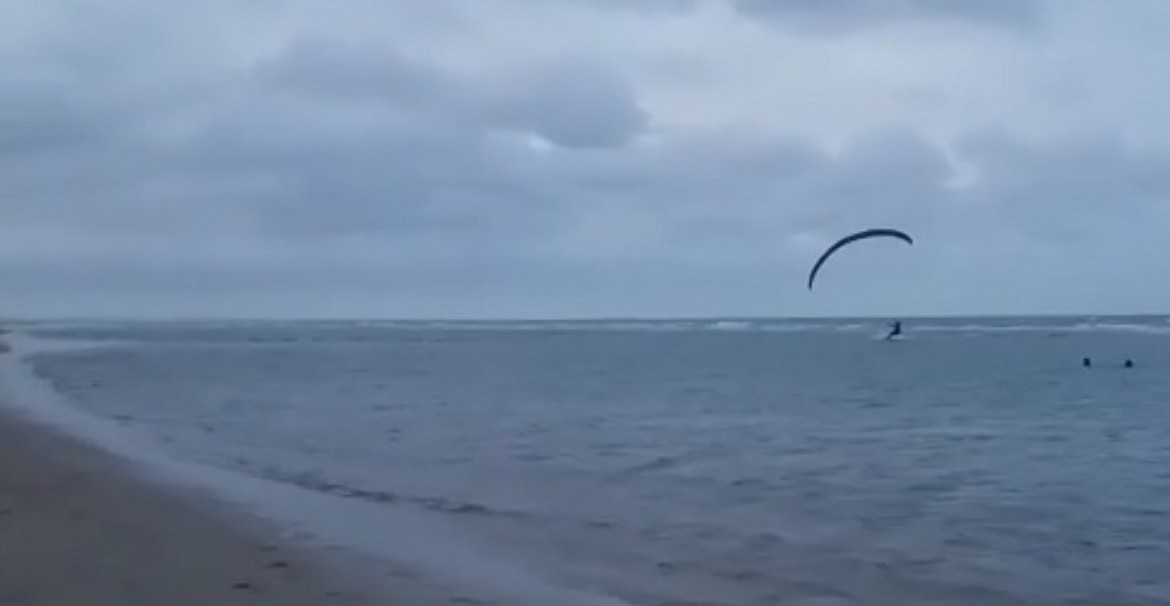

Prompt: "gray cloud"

[481,56,651,149]
[156,37,651,246]
[953,131,1170,242]
[0,0,1165,318]
[3,112,1168,317]
[732,0,1044,32]
[254,36,649,149]
[550,0,701,15]
[254,36,457,110]
[0,90,105,155]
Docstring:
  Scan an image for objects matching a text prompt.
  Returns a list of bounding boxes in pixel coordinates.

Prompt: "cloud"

[255,37,456,110]
[731,0,1044,33]
[0,88,105,155]
[0,0,1167,318]
[156,35,651,248]
[953,131,1170,242]
[549,0,702,16]
[252,34,651,150]
[480,55,651,149]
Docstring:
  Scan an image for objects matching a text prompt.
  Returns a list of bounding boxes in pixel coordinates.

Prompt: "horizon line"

[3,312,1168,324]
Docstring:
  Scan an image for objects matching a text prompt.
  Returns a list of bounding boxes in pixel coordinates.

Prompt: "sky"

[4,0,1170,319]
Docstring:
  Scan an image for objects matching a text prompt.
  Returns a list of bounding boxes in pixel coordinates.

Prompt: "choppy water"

[13,317,1170,605]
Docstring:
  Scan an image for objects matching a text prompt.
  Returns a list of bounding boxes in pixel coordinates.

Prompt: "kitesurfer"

[885,320,902,340]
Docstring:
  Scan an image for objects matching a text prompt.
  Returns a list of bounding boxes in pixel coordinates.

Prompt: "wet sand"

[0,410,393,606]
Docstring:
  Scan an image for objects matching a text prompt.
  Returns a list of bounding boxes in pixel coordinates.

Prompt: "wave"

[0,331,638,606]
[249,466,532,520]
[17,318,1170,350]
[325,318,1170,337]
[910,322,1170,336]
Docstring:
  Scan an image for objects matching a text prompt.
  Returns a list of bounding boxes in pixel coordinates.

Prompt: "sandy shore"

[0,410,394,606]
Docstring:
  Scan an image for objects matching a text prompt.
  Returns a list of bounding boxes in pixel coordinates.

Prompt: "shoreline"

[0,334,492,606]
[0,333,626,606]
[0,405,398,606]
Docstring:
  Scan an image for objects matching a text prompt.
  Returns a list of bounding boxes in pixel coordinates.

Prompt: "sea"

[2,316,1169,605]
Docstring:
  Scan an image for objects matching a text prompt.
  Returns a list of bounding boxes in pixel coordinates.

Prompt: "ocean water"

[10,317,1170,605]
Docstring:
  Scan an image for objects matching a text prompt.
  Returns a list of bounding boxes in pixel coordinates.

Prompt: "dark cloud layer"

[0,1,1164,318]
[732,0,1044,32]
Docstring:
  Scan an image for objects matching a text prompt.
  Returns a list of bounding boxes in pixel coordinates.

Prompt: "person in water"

[1124,359,1134,368]
[885,320,903,340]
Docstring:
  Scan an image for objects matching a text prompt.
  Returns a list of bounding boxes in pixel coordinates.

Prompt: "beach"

[0,408,390,606]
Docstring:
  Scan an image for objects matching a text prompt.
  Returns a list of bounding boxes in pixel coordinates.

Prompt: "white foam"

[25,317,1170,338]
[707,320,754,331]
[910,322,1170,336]
[0,331,633,606]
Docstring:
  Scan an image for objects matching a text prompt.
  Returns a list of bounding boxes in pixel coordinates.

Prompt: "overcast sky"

[4,0,1170,319]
